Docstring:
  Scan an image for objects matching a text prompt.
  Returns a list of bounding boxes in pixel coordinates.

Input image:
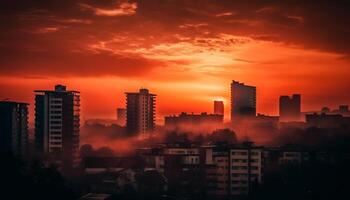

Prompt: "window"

[51,142,61,145]
[50,115,61,119]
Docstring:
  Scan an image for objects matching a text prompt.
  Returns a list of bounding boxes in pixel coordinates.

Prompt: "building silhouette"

[34,85,80,171]
[164,112,223,129]
[214,100,224,116]
[137,142,263,196]
[279,94,301,122]
[331,105,350,116]
[306,113,350,128]
[231,80,256,122]
[116,108,126,126]
[125,88,156,135]
[0,101,29,156]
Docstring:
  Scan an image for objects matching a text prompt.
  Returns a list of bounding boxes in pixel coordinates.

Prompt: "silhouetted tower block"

[116,108,126,126]
[34,84,80,171]
[231,80,256,123]
[0,101,29,156]
[279,94,301,122]
[214,100,224,116]
[125,88,156,135]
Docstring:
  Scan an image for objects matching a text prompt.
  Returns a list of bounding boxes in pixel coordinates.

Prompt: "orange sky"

[1,0,350,124]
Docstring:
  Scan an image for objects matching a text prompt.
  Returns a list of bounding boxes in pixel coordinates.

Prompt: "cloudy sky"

[1,0,350,123]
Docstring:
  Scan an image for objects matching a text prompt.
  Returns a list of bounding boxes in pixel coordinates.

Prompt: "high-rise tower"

[0,101,29,156]
[231,80,256,122]
[125,88,156,135]
[34,84,80,170]
[279,94,301,122]
[214,100,224,116]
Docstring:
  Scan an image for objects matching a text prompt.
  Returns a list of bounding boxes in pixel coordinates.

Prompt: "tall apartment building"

[125,88,156,135]
[230,143,263,195]
[211,146,230,195]
[231,80,256,122]
[208,143,263,196]
[214,100,224,116]
[0,101,29,156]
[34,85,80,170]
[279,94,301,122]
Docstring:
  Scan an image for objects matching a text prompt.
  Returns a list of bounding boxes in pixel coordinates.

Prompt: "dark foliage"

[1,154,78,200]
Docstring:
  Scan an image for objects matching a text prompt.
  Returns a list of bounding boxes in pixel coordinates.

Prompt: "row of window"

[232,166,259,170]
[50,125,62,129]
[232,180,248,184]
[50,115,62,119]
[50,121,61,124]
[231,173,259,177]
[232,158,260,162]
[231,151,260,155]
[50,142,62,145]
[231,187,247,191]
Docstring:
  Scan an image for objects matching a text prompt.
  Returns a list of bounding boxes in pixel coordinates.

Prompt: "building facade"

[231,80,256,122]
[125,89,156,135]
[34,85,80,170]
[214,101,224,116]
[164,112,223,129]
[116,108,126,126]
[279,94,301,122]
[0,101,29,156]
[306,113,350,128]
[137,142,263,197]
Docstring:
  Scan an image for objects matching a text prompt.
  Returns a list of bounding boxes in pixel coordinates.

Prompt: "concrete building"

[339,105,349,114]
[279,94,301,122]
[125,88,156,135]
[211,146,230,195]
[330,105,350,116]
[0,101,29,156]
[164,112,223,130]
[214,100,224,116]
[138,142,263,197]
[116,108,126,126]
[34,84,80,170]
[264,145,311,166]
[209,143,263,196]
[231,80,256,122]
[82,156,147,194]
[230,145,263,195]
[306,113,350,128]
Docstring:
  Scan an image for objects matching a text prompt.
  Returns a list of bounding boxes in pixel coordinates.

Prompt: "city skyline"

[1,0,350,123]
[2,81,349,125]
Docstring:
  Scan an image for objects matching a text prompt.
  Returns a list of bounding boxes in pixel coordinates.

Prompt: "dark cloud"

[0,46,163,77]
[0,0,350,77]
